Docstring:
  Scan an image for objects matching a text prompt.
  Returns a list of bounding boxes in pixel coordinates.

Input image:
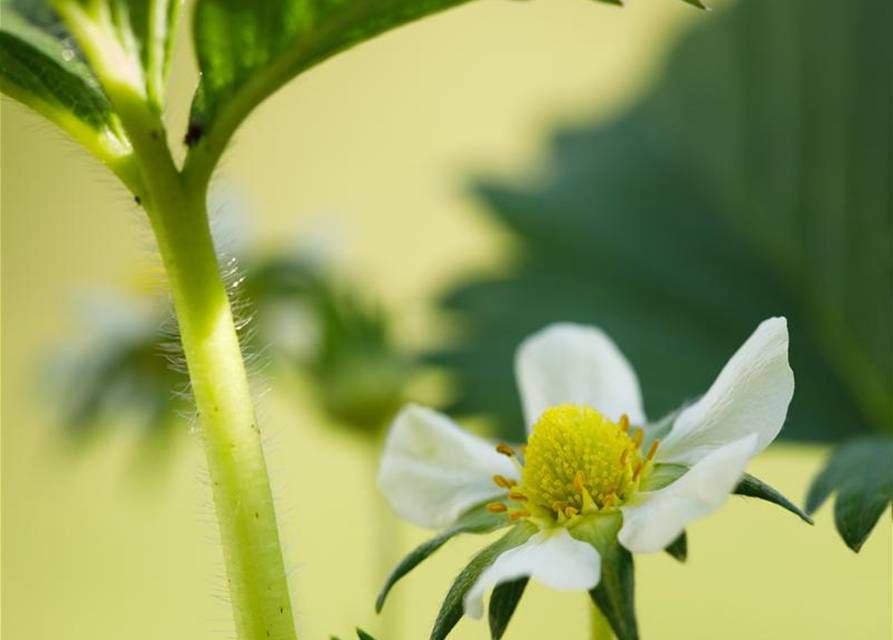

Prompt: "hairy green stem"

[147,175,298,640]
[590,600,615,640]
[54,5,299,637]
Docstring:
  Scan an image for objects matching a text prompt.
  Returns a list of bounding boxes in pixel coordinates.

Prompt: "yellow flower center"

[488,404,659,526]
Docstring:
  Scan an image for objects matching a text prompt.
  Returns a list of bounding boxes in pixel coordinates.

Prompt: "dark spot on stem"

[134,195,142,205]
[184,121,204,147]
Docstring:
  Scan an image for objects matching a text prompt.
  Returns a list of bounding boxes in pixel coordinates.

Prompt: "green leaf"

[104,0,183,107]
[488,578,528,640]
[376,503,512,613]
[0,6,131,163]
[430,523,535,640]
[734,473,814,524]
[663,531,687,562]
[186,0,472,174]
[433,0,892,446]
[356,629,378,640]
[805,437,893,551]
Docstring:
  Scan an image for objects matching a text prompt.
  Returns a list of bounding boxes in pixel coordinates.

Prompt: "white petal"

[377,404,518,530]
[618,434,758,554]
[515,323,646,432]
[656,317,794,466]
[463,528,601,619]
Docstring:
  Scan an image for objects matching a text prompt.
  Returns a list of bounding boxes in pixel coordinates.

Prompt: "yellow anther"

[632,461,644,481]
[519,445,528,456]
[487,503,508,513]
[509,509,531,521]
[496,443,516,457]
[493,474,516,489]
[574,471,585,493]
[619,414,630,432]
[504,404,647,521]
[646,438,660,461]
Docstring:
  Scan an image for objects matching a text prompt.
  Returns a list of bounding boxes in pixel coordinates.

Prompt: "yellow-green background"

[2,1,890,638]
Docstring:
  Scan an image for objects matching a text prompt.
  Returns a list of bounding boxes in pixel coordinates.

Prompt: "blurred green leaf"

[0,5,128,157]
[47,248,414,450]
[434,0,891,445]
[431,523,535,640]
[376,503,510,613]
[355,629,379,640]
[805,437,892,552]
[49,299,188,440]
[487,577,527,640]
[734,473,813,524]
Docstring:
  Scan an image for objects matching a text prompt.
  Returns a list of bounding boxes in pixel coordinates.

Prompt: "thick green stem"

[590,600,615,640]
[145,171,298,640]
[55,6,298,637]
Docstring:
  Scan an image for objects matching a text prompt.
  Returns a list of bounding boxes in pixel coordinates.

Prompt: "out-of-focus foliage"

[434,0,892,550]
[805,437,893,552]
[50,250,413,447]
[435,0,891,446]
[50,300,187,443]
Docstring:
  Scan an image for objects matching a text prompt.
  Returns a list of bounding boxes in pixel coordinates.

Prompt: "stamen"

[564,506,578,518]
[632,461,644,481]
[495,443,516,457]
[574,471,585,493]
[603,493,615,508]
[519,445,528,457]
[493,474,516,489]
[632,428,644,448]
[487,503,508,513]
[508,492,528,502]
[619,414,630,432]
[552,502,565,514]
[646,438,660,461]
[619,448,629,465]
[509,509,531,521]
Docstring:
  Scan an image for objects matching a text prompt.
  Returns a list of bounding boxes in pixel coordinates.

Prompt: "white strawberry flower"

[376,318,802,640]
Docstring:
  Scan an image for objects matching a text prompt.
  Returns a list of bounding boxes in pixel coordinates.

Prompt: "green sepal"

[572,514,638,640]
[356,629,379,640]
[639,463,686,492]
[735,473,813,524]
[663,531,687,562]
[805,437,893,552]
[488,577,528,640]
[376,503,512,613]
[430,522,536,640]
